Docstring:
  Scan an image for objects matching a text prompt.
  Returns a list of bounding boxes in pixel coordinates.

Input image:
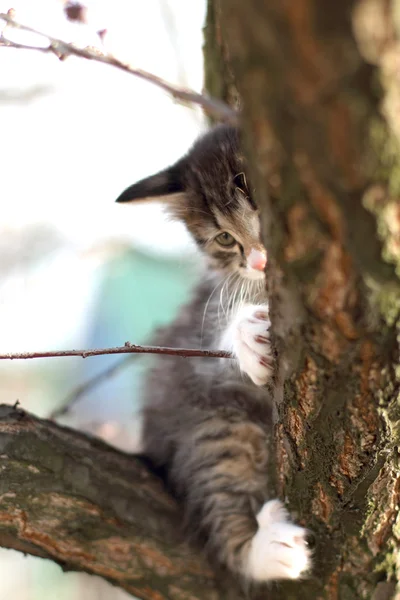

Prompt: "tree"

[205,0,400,598]
[1,1,400,599]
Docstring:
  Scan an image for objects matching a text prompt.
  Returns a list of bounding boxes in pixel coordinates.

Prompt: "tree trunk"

[205,0,400,598]
[2,2,400,600]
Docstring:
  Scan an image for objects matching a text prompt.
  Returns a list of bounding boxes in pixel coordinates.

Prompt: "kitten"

[116,125,311,582]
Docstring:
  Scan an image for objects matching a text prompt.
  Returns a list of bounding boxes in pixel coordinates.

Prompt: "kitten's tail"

[168,418,311,582]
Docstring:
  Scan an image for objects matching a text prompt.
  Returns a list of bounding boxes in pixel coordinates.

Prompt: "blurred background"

[0,0,206,597]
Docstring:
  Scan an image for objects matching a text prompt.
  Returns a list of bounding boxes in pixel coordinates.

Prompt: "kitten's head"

[116,126,266,281]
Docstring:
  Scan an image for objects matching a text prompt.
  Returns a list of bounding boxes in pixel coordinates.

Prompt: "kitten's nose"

[248,248,267,271]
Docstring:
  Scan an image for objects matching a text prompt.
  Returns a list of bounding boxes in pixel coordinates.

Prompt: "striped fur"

[117,126,311,582]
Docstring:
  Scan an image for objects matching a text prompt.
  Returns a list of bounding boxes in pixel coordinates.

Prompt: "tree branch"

[51,355,135,419]
[0,343,232,361]
[42,344,230,419]
[0,403,241,600]
[0,11,238,125]
[211,0,400,597]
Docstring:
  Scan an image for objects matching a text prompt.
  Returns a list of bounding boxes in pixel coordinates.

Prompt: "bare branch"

[50,341,231,419]
[0,342,232,361]
[51,355,135,419]
[0,403,240,600]
[0,11,238,124]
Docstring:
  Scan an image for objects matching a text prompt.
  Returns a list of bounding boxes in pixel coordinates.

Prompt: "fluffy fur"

[116,126,311,582]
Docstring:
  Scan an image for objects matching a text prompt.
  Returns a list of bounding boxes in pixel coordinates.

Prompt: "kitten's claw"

[221,304,273,386]
[245,500,311,581]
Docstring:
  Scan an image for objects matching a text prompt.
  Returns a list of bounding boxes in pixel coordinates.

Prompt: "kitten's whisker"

[242,280,249,307]
[236,277,246,311]
[228,279,237,314]
[218,273,229,324]
[218,271,235,322]
[201,272,232,346]
[247,280,252,303]
[230,276,242,316]
[237,282,243,309]
[200,278,223,347]
[221,272,240,325]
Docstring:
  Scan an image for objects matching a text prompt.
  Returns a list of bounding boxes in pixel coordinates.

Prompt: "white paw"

[220,304,273,386]
[245,499,311,582]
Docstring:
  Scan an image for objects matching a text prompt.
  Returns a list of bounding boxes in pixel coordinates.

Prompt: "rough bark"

[0,404,241,600]
[205,0,400,598]
[2,2,400,600]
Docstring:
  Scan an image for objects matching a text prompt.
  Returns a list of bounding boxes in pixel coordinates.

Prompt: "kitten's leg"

[172,418,311,582]
[220,304,273,386]
[246,499,311,580]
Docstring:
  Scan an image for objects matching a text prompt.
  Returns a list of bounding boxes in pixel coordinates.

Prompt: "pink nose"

[248,248,267,271]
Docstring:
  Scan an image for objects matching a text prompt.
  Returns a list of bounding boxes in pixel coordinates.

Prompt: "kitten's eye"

[215,232,236,248]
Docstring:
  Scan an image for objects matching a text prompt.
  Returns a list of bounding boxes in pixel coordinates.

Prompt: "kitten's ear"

[115,161,185,204]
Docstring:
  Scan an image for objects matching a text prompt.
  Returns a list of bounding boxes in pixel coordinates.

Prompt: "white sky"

[0,0,206,248]
[0,0,206,350]
[0,1,207,597]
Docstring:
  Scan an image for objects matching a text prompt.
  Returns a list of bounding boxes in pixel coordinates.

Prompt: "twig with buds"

[0,10,238,124]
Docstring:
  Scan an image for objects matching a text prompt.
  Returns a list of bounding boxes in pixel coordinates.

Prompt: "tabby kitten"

[116,125,311,582]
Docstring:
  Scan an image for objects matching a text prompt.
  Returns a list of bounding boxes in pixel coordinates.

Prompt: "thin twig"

[9,343,232,420]
[51,355,135,419]
[0,342,232,360]
[0,12,238,124]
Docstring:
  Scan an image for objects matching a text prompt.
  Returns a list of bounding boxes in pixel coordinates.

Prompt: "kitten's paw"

[245,499,311,582]
[221,304,273,386]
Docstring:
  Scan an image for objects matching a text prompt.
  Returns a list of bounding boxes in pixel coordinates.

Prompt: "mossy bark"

[0,404,243,600]
[2,2,400,600]
[205,0,400,598]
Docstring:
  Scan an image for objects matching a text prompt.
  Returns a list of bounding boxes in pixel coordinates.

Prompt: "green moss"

[63,515,122,542]
[375,544,398,581]
[392,511,400,542]
[378,284,400,326]
[362,117,400,279]
[5,435,65,473]
[365,276,400,327]
[368,117,400,196]
[391,414,400,446]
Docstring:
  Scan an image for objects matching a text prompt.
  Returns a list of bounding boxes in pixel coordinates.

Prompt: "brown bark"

[206,0,400,598]
[2,2,400,599]
[0,404,241,600]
